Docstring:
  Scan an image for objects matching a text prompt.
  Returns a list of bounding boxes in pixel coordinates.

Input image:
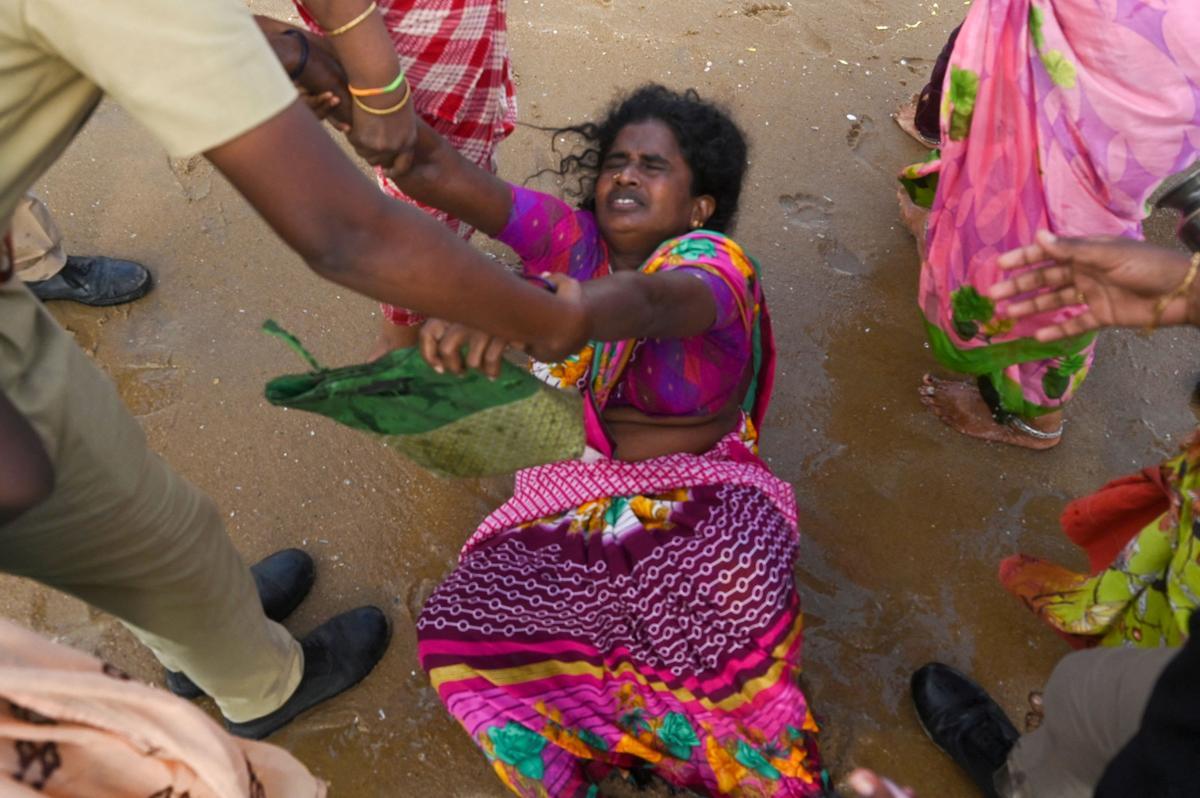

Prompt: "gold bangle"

[352,80,411,115]
[1149,251,1200,331]
[327,1,377,36]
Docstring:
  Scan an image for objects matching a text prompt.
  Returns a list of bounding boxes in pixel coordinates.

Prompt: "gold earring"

[691,220,701,229]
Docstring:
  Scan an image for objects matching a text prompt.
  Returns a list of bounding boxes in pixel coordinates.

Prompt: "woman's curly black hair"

[553,84,749,233]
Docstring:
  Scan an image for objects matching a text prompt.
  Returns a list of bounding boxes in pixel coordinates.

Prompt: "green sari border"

[923,319,1095,416]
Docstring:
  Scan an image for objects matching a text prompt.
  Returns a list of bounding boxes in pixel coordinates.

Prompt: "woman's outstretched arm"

[387,121,514,237]
[420,270,720,377]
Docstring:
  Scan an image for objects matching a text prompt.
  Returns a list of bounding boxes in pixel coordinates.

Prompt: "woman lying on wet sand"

[897,0,1200,449]
[387,84,829,796]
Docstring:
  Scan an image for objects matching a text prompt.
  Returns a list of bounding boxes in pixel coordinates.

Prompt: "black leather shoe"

[165,548,316,699]
[27,255,152,306]
[225,606,391,740]
[911,663,1019,798]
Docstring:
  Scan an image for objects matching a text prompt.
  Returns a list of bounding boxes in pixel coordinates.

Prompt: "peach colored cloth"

[0,619,325,797]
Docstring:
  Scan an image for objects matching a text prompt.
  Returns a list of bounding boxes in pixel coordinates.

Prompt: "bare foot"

[918,375,1063,450]
[897,187,929,241]
[893,96,938,148]
[369,318,421,361]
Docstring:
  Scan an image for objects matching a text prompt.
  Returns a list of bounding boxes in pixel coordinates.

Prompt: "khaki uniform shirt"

[0,0,297,241]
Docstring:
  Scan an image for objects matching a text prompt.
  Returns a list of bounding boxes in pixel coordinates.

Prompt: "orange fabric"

[1060,467,1172,575]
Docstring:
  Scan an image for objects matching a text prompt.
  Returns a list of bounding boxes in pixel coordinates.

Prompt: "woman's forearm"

[296,1,398,88]
[389,121,513,236]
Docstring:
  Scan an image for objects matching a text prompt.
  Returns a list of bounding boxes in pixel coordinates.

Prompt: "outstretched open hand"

[989,230,1196,341]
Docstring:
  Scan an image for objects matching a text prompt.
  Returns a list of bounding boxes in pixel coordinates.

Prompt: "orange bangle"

[352,80,412,115]
[349,70,406,98]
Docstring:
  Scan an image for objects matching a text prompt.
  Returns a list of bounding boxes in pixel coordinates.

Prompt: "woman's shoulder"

[646,230,760,288]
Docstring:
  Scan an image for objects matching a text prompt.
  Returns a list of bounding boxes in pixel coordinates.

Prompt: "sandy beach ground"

[4,0,1198,794]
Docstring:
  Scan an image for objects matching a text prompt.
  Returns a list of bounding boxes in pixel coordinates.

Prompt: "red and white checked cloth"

[294,0,516,325]
[460,431,799,558]
[294,0,515,139]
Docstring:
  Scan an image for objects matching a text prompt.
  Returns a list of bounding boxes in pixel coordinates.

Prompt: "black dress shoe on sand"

[225,606,391,740]
[911,663,1020,798]
[28,255,152,306]
[165,548,316,699]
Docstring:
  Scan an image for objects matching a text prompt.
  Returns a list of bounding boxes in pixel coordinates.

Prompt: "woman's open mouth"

[607,190,644,211]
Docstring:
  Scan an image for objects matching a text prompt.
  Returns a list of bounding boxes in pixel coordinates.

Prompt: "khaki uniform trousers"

[10,194,66,282]
[0,275,302,723]
[1002,643,1178,797]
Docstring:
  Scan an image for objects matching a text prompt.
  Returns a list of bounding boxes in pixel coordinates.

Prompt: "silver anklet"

[1009,416,1064,440]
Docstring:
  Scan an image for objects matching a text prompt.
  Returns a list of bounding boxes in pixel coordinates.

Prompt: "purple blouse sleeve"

[611,232,761,417]
[494,184,608,281]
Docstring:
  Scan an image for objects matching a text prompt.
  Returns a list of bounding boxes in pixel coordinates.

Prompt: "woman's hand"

[419,319,516,379]
[296,42,353,129]
[417,274,590,376]
[348,95,419,172]
[264,25,353,130]
[386,118,442,181]
[989,230,1197,341]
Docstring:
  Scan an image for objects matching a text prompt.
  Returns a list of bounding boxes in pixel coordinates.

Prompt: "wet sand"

[4,0,1199,794]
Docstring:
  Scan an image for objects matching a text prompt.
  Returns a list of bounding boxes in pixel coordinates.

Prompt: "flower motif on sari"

[487,722,549,780]
[704,735,749,793]
[946,66,979,140]
[530,346,593,391]
[946,282,1024,342]
[668,236,719,263]
[735,739,782,780]
[1028,6,1077,89]
[656,712,701,761]
[1042,353,1088,401]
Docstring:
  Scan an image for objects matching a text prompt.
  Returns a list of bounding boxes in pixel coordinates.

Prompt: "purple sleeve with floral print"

[495,184,609,281]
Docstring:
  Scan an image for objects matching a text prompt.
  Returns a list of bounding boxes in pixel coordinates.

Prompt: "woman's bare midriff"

[603,404,740,461]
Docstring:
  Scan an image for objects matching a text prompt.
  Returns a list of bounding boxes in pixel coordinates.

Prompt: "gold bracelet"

[352,80,411,115]
[327,1,377,36]
[1149,251,1200,331]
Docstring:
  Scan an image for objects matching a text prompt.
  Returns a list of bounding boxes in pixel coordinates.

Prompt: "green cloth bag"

[261,321,584,477]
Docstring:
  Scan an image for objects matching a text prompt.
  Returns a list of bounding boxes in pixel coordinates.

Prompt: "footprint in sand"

[846,114,875,150]
[895,56,932,75]
[779,193,870,276]
[168,154,213,202]
[742,2,792,19]
[778,192,834,232]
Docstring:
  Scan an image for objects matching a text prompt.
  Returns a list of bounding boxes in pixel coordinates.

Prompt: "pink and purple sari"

[416,187,827,797]
[902,0,1200,417]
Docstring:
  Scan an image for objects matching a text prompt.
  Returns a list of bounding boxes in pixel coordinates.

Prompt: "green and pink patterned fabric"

[903,0,1200,416]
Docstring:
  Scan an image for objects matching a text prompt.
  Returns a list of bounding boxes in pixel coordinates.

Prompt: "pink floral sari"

[902,0,1200,417]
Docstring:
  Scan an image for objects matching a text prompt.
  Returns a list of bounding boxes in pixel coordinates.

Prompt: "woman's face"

[594,119,714,259]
